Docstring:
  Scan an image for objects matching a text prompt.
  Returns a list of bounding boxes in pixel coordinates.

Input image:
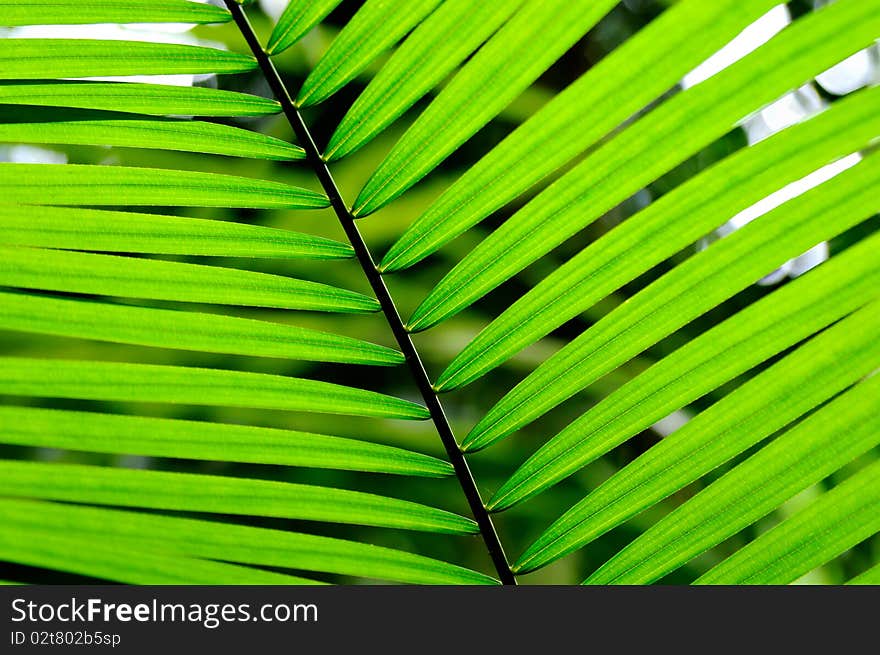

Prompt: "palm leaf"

[407,0,879,333]
[582,373,880,584]
[380,0,782,272]
[488,230,880,511]
[0,82,282,116]
[0,499,494,585]
[1,0,232,26]
[693,459,880,585]
[0,39,257,78]
[1,0,877,586]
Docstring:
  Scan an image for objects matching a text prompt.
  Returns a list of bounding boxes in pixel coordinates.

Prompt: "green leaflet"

[0,164,328,208]
[0,205,352,259]
[295,0,443,107]
[407,0,880,333]
[0,292,402,365]
[0,246,377,313]
[0,357,430,420]
[0,114,304,160]
[452,151,880,452]
[379,0,780,272]
[513,303,880,574]
[324,0,524,161]
[0,407,447,476]
[0,499,495,584]
[267,0,345,55]
[0,39,257,78]
[0,82,281,117]
[0,0,231,26]
[847,563,880,585]
[581,375,880,584]
[487,231,880,510]
[0,460,476,534]
[695,459,880,585]
[351,0,619,216]
[1,526,319,585]
[458,84,880,440]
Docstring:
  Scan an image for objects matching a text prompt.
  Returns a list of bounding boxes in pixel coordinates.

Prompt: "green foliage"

[0,0,877,586]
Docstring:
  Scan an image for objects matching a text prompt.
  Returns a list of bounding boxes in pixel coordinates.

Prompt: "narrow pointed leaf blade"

[0,292,402,365]
[0,114,304,160]
[408,0,880,332]
[461,84,880,443]
[694,460,880,585]
[267,0,345,55]
[351,0,620,216]
[514,303,880,574]
[0,246,377,313]
[0,82,281,117]
[0,500,496,585]
[295,0,443,107]
[0,461,476,534]
[581,374,880,584]
[487,231,880,510]
[0,526,319,585]
[0,205,353,259]
[324,0,524,161]
[0,164,328,209]
[0,358,431,420]
[379,0,780,271]
[1,0,231,26]
[0,407,447,476]
[0,40,257,78]
[453,152,880,446]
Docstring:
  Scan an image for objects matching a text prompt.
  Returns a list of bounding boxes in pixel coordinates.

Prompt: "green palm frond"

[0,0,877,586]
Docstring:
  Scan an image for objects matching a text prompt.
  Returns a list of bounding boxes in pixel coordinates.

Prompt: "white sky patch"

[817,47,879,95]
[682,4,790,89]
[651,409,693,438]
[0,145,68,164]
[259,0,289,21]
[681,4,878,286]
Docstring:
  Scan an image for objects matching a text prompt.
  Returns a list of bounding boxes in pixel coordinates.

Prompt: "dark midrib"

[224,1,516,585]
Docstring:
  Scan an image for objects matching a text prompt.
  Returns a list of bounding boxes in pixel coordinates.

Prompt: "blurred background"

[1,0,878,584]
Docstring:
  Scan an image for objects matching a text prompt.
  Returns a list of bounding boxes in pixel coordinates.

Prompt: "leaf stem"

[224,0,516,585]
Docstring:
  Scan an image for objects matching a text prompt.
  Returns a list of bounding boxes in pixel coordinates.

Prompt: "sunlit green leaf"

[267,0,345,55]
[1,0,231,26]
[0,407,447,475]
[379,0,780,271]
[0,81,281,117]
[487,231,880,510]
[0,246,377,312]
[0,113,304,160]
[459,85,880,441]
[0,291,402,365]
[581,374,880,584]
[0,164,328,208]
[514,303,880,574]
[296,0,443,107]
[0,39,257,78]
[1,499,495,584]
[1,525,320,585]
[324,0,524,161]
[695,460,880,585]
[449,152,880,435]
[352,0,619,216]
[0,357,430,420]
[0,205,352,259]
[408,0,880,332]
[0,460,476,533]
